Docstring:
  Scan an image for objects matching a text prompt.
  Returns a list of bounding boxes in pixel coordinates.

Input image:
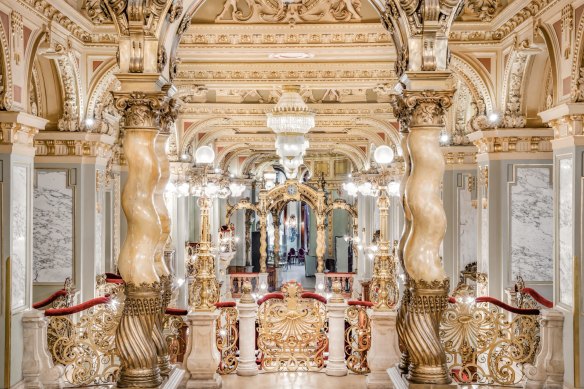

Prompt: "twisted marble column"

[400,90,453,385]
[396,128,412,375]
[151,100,177,377]
[272,214,281,264]
[114,91,166,387]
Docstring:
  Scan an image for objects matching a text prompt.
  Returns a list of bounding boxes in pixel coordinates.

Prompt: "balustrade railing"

[345,300,373,374]
[440,287,542,386]
[33,277,75,310]
[164,308,188,364]
[45,295,122,386]
[229,273,259,298]
[325,272,355,297]
[215,302,239,374]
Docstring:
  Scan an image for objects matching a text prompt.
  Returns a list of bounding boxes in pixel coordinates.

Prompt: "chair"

[288,248,297,265]
[298,248,305,265]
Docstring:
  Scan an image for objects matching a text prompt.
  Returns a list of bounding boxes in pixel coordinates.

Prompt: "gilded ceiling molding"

[570,7,584,102]
[85,62,122,135]
[180,116,231,158]
[374,0,464,77]
[52,45,83,132]
[0,13,13,110]
[17,0,91,42]
[500,39,539,128]
[197,128,237,147]
[179,27,391,47]
[449,55,494,113]
[214,0,362,24]
[353,117,400,146]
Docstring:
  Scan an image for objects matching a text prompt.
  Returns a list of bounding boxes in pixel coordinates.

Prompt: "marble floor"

[278,264,316,290]
[222,372,366,389]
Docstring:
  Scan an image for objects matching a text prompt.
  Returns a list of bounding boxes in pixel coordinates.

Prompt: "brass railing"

[345,301,372,374]
[164,309,189,364]
[440,288,540,386]
[45,296,122,386]
[216,302,239,374]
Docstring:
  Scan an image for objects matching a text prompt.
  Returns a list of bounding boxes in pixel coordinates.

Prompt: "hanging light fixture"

[267,85,315,179]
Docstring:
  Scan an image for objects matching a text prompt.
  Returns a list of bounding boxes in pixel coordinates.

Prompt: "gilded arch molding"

[0,14,14,110]
[450,54,494,114]
[180,117,232,157]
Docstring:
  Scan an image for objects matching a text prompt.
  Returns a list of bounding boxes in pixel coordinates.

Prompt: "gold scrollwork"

[440,291,539,386]
[47,301,122,386]
[163,314,188,364]
[257,282,328,372]
[216,305,239,374]
[345,304,371,374]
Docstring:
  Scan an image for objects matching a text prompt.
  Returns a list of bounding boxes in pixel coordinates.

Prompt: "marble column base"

[388,366,457,389]
[185,374,222,389]
[366,310,400,389]
[183,310,222,389]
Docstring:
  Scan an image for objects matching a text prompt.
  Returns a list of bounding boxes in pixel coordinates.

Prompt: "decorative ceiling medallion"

[269,52,315,60]
[215,0,362,24]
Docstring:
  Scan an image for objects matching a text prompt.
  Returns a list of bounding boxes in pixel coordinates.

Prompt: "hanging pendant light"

[267,85,315,179]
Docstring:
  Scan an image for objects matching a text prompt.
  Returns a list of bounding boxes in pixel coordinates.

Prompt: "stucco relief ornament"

[114,92,165,129]
[215,0,362,24]
[572,67,584,102]
[464,0,498,21]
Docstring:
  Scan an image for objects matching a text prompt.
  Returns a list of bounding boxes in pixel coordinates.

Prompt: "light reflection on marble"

[510,167,553,281]
[559,158,573,306]
[33,170,73,283]
[12,165,28,309]
[458,186,477,269]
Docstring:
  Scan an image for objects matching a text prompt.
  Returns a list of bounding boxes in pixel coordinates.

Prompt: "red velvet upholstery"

[300,292,327,304]
[521,287,553,308]
[32,289,67,309]
[165,307,188,316]
[215,301,236,308]
[105,272,123,279]
[106,278,124,284]
[348,300,374,307]
[257,293,284,305]
[44,296,111,316]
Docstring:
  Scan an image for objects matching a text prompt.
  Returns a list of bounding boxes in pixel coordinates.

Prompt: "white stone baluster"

[326,282,348,376]
[367,310,400,388]
[524,309,564,389]
[21,310,64,389]
[237,281,259,376]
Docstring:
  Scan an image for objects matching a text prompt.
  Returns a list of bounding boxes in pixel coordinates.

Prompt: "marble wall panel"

[11,165,28,309]
[558,158,573,306]
[458,186,477,269]
[510,167,553,281]
[33,170,73,283]
[480,202,488,273]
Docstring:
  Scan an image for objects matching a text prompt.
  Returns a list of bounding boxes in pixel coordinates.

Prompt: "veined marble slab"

[558,158,573,306]
[33,170,73,283]
[458,186,477,269]
[12,165,28,309]
[510,167,553,282]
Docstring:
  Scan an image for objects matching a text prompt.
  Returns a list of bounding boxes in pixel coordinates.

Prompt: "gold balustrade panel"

[216,305,239,374]
[345,304,371,374]
[257,282,328,372]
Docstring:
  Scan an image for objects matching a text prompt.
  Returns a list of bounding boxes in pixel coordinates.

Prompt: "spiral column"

[113,90,167,387]
[398,81,454,385]
[151,98,178,377]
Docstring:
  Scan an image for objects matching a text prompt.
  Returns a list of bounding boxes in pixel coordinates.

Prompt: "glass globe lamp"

[194,145,215,164]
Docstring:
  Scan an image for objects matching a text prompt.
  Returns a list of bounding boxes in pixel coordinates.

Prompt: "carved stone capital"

[114,91,167,129]
[391,90,454,129]
[159,98,180,134]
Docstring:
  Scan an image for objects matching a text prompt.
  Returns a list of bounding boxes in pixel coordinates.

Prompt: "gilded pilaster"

[272,209,281,263]
[316,217,326,273]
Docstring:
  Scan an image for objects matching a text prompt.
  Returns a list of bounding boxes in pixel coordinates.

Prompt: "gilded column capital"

[113,91,168,129]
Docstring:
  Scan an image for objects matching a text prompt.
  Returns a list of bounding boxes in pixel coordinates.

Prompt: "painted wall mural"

[33,170,74,284]
[510,166,553,282]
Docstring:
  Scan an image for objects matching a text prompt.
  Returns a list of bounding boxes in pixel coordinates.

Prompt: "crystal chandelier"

[267,85,315,179]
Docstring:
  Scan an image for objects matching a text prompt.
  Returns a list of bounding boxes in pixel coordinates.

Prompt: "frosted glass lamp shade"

[373,145,394,165]
[195,145,215,164]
